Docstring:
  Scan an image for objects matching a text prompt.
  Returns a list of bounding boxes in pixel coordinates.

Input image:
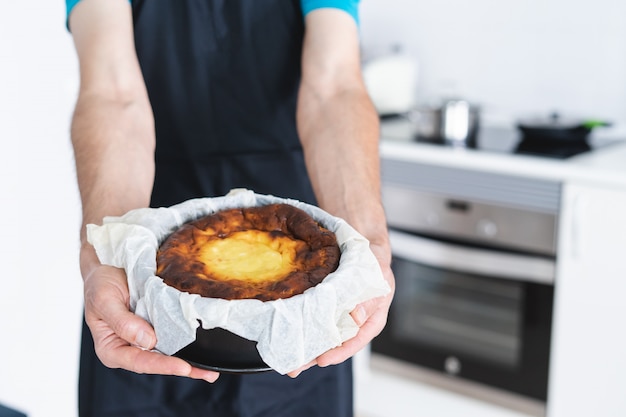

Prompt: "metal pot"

[408,105,443,142]
[441,99,480,148]
[409,99,480,148]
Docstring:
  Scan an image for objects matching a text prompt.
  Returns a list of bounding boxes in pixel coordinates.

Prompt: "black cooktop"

[381,117,620,160]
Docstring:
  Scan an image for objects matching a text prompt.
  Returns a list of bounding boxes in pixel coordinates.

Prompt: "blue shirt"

[65,0,359,24]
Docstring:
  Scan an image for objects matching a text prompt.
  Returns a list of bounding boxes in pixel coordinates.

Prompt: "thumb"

[350,297,379,327]
[101,300,156,350]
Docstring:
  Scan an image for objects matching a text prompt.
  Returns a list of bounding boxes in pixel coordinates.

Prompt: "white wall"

[0,2,83,417]
[360,0,626,129]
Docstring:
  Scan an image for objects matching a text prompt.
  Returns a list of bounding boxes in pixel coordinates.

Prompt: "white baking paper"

[86,189,391,374]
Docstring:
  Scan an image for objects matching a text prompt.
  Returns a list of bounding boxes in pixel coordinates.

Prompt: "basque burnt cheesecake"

[156,203,341,301]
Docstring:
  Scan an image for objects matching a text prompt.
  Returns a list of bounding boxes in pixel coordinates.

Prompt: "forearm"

[295,80,395,371]
[297,84,390,262]
[71,91,155,275]
[69,0,156,275]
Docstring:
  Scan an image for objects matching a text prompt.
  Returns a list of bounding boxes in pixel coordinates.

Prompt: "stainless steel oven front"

[372,160,561,405]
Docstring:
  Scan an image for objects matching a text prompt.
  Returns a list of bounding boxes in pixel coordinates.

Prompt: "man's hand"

[318,243,394,365]
[288,242,395,377]
[82,247,219,382]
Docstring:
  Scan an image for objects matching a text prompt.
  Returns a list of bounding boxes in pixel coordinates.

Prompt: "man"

[67,0,395,415]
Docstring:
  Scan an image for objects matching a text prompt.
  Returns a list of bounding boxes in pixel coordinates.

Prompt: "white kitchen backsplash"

[360,0,626,130]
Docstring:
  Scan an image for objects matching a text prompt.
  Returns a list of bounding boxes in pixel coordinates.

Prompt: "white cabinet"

[548,182,626,417]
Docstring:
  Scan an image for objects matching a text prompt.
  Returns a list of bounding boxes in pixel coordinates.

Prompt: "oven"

[372,159,561,404]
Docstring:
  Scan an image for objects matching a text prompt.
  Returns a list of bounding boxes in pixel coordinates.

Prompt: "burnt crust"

[156,203,340,301]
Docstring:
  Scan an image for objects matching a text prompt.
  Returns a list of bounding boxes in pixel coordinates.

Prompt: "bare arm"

[295,9,395,372]
[71,0,154,236]
[69,0,217,381]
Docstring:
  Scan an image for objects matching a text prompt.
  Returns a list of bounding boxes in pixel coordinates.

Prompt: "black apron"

[78,1,353,416]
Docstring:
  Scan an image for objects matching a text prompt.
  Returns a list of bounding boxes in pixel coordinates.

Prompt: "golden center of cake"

[156,203,341,301]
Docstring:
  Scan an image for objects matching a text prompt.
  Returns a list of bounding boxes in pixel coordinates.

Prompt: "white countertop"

[380,120,626,191]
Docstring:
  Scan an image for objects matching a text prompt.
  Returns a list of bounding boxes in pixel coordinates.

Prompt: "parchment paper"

[87,189,391,374]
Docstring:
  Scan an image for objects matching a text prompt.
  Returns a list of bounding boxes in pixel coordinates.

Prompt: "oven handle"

[389,229,555,285]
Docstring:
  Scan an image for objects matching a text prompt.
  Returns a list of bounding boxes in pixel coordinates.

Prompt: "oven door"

[372,229,556,401]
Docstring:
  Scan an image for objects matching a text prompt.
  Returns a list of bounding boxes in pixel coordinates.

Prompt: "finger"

[287,360,317,378]
[317,306,389,367]
[188,366,221,383]
[119,347,220,382]
[95,332,220,382]
[350,297,378,327]
[91,314,220,382]
[350,280,394,326]
[316,319,376,367]
[89,308,220,382]
[94,296,157,350]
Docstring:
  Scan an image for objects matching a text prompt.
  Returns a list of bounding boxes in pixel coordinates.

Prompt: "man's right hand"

[82,246,219,382]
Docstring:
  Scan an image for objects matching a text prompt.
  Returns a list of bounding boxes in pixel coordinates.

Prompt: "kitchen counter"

[379,119,626,190]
